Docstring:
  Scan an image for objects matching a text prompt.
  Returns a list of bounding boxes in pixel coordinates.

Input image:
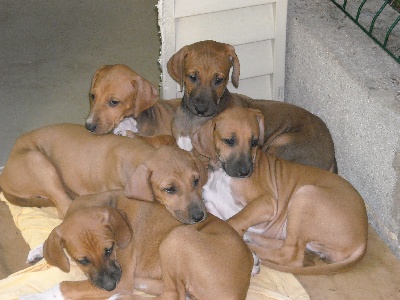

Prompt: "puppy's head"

[124,145,208,224]
[44,207,132,291]
[192,107,264,178]
[85,64,159,134]
[167,40,240,117]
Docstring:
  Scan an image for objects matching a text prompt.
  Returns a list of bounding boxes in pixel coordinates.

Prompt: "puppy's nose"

[85,122,97,132]
[191,210,205,223]
[238,168,251,178]
[194,105,207,116]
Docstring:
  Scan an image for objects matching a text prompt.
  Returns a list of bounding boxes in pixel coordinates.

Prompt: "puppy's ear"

[191,120,217,164]
[105,208,133,249]
[226,45,240,88]
[131,77,159,118]
[167,46,188,90]
[43,226,70,273]
[248,108,265,145]
[91,65,107,88]
[124,164,155,202]
[192,153,209,187]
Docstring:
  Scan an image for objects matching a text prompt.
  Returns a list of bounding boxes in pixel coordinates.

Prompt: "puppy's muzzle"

[174,202,207,224]
[189,202,206,223]
[223,153,254,178]
[85,121,97,133]
[92,260,122,291]
[188,87,218,117]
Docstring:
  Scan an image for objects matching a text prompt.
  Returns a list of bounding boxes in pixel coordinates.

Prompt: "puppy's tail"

[2,191,54,208]
[262,243,367,275]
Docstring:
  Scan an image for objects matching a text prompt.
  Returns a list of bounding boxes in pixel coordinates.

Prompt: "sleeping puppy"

[168,40,337,173]
[22,190,253,300]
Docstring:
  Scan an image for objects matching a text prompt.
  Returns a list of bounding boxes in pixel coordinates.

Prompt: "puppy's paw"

[20,284,63,300]
[124,130,137,138]
[251,252,261,276]
[177,136,193,151]
[113,117,138,136]
[26,244,44,264]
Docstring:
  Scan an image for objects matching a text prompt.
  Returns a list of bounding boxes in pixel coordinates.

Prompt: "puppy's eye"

[223,137,236,147]
[77,257,90,266]
[164,186,177,194]
[109,99,120,107]
[105,243,114,258]
[188,74,197,82]
[193,177,200,187]
[251,139,259,147]
[89,93,95,102]
[214,77,224,85]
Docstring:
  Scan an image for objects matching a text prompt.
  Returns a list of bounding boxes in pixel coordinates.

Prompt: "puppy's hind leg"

[1,150,73,218]
[248,236,307,269]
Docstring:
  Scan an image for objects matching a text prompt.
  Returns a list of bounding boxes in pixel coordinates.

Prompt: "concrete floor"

[0,0,161,166]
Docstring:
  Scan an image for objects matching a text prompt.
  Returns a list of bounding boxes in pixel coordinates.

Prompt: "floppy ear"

[131,76,159,118]
[248,108,265,145]
[191,120,217,164]
[167,46,188,90]
[90,65,107,88]
[124,164,155,202]
[43,226,70,273]
[104,208,133,249]
[226,45,240,88]
[192,153,209,187]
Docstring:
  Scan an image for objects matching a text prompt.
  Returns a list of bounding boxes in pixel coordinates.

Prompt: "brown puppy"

[168,40,337,173]
[23,190,253,299]
[0,124,207,222]
[85,64,180,136]
[192,107,368,274]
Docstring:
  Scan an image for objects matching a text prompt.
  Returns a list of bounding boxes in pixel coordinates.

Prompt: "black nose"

[85,122,96,132]
[238,167,251,177]
[194,105,207,116]
[191,210,205,223]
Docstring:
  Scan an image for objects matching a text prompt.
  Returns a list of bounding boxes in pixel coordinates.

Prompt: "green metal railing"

[330,0,400,63]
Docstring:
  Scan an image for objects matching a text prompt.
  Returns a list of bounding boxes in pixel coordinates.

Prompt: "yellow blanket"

[0,193,309,299]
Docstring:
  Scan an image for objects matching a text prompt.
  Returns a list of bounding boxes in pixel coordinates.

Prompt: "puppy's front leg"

[227,196,276,237]
[21,280,118,300]
[60,280,118,299]
[20,284,63,300]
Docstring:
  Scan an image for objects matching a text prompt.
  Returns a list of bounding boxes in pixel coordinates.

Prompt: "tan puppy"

[85,64,181,136]
[0,124,207,223]
[168,40,337,173]
[23,190,253,299]
[192,106,368,274]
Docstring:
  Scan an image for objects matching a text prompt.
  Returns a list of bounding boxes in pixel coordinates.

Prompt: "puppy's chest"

[202,169,246,221]
[174,109,211,151]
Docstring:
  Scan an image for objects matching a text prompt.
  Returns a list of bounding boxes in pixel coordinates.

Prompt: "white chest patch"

[113,117,138,136]
[202,169,244,221]
[203,168,268,236]
[177,135,193,151]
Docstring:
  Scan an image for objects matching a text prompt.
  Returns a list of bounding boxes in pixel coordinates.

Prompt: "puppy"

[192,106,368,274]
[22,190,253,300]
[85,64,180,136]
[0,124,206,222]
[168,40,337,173]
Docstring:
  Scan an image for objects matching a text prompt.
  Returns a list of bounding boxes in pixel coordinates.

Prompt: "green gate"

[330,0,400,63]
